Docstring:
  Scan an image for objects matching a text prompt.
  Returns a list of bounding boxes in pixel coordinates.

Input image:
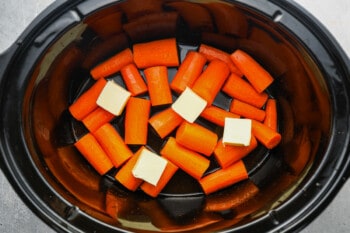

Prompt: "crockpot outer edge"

[0,0,350,232]
[230,0,350,232]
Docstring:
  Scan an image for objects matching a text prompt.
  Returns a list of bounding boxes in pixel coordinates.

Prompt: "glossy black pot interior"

[1,0,350,232]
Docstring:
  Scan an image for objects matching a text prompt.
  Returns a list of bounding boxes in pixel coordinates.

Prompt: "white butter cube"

[223,118,252,146]
[96,80,131,116]
[171,87,207,123]
[132,148,168,186]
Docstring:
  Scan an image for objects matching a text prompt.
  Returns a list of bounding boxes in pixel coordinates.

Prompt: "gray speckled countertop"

[1,0,350,232]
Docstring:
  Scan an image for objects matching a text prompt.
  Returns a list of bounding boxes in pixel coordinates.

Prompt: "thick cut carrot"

[124,97,151,145]
[222,73,269,108]
[69,78,107,120]
[199,44,242,76]
[192,59,230,105]
[200,105,239,127]
[82,107,115,132]
[252,119,281,149]
[160,137,210,180]
[115,147,144,191]
[74,133,114,175]
[175,122,218,156]
[264,98,278,131]
[93,123,133,168]
[170,51,207,94]
[90,48,134,80]
[230,99,266,122]
[144,66,173,106]
[149,107,183,139]
[214,136,257,169]
[133,38,179,69]
[120,63,148,96]
[230,49,274,93]
[140,160,178,197]
[199,160,248,195]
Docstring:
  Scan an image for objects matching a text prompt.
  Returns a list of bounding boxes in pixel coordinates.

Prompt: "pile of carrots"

[69,38,281,197]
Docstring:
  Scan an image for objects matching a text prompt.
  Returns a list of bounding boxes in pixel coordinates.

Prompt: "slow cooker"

[1,0,350,232]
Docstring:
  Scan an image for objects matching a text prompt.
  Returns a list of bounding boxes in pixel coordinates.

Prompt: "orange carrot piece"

[93,123,133,168]
[214,136,257,169]
[160,137,210,180]
[252,119,281,149]
[264,98,278,131]
[90,48,134,80]
[144,66,173,106]
[199,160,248,195]
[82,107,115,132]
[170,51,207,94]
[74,133,114,175]
[133,38,179,69]
[69,78,107,120]
[199,44,242,76]
[175,122,218,156]
[222,73,269,108]
[230,99,266,122]
[230,49,274,93]
[140,160,178,197]
[120,63,148,96]
[192,59,230,105]
[124,97,151,145]
[115,147,144,191]
[200,105,239,127]
[149,107,184,139]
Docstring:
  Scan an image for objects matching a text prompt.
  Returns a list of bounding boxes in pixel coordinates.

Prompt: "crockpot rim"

[0,0,350,232]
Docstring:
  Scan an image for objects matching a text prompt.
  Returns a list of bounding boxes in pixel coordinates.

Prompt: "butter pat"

[171,87,207,123]
[132,148,168,186]
[223,118,252,146]
[97,80,131,115]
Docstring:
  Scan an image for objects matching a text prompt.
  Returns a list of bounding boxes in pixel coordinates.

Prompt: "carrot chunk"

[214,136,257,169]
[120,63,148,96]
[90,48,134,80]
[124,97,151,145]
[93,123,133,168]
[114,147,144,191]
[222,73,268,108]
[133,38,179,69]
[199,160,248,195]
[192,59,230,105]
[140,160,178,197]
[230,49,274,93]
[175,122,218,156]
[230,99,266,122]
[144,66,173,106]
[252,119,281,149]
[160,137,210,180]
[264,98,278,131]
[149,107,184,139]
[200,105,239,127]
[170,51,207,94]
[74,133,114,175]
[82,107,115,132]
[69,78,107,121]
[199,44,242,76]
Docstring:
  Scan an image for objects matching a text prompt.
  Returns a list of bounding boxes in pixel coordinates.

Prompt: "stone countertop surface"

[0,0,350,232]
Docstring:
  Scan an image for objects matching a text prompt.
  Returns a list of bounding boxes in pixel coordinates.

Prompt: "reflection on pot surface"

[18,0,337,232]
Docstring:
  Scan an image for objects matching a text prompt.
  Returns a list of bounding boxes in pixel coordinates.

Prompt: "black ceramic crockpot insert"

[1,0,350,232]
